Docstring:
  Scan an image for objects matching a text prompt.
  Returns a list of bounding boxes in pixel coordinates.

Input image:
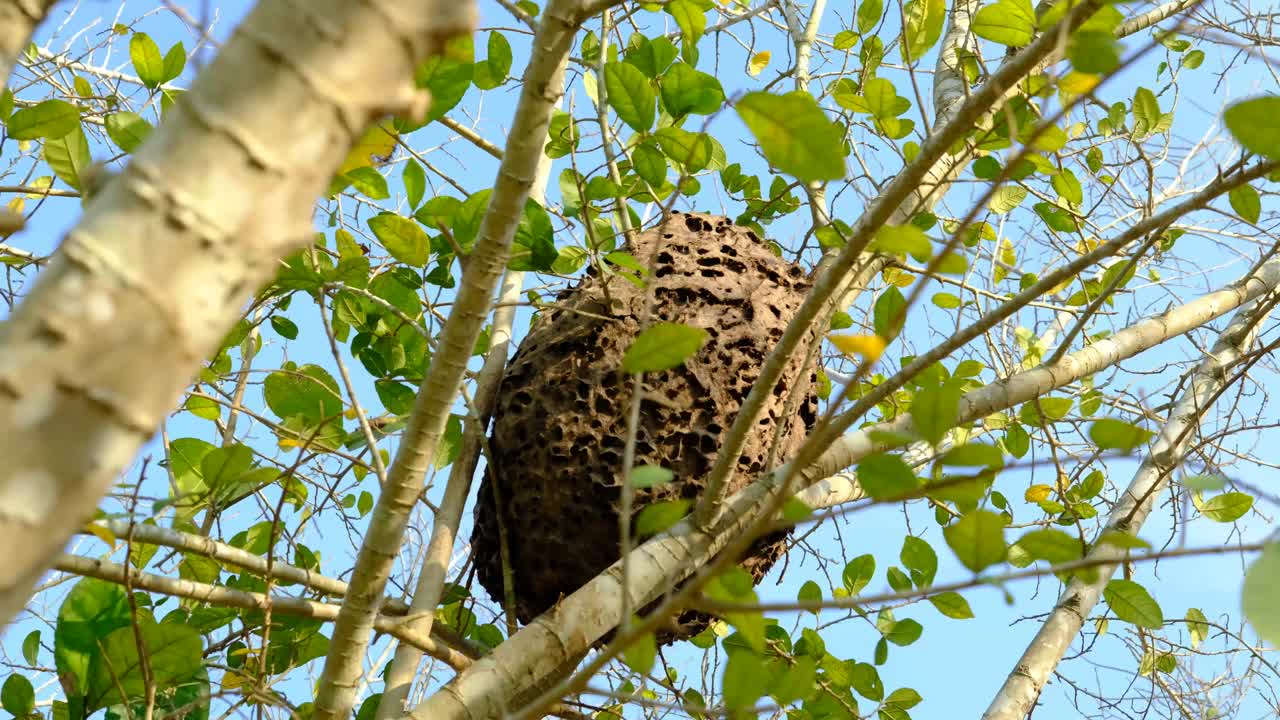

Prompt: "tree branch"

[981,257,1280,720]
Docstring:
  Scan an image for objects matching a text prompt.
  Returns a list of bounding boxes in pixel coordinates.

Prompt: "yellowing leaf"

[828,334,887,362]
[1024,484,1053,502]
[278,437,303,449]
[82,523,117,550]
[749,51,770,77]
[1059,71,1101,97]
[338,122,398,175]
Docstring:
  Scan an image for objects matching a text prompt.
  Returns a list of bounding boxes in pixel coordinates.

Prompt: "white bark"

[312,0,583,716]
[408,253,1280,720]
[0,0,56,85]
[0,0,471,628]
[981,268,1279,719]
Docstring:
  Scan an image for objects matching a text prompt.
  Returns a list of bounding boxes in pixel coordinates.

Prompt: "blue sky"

[5,0,1278,717]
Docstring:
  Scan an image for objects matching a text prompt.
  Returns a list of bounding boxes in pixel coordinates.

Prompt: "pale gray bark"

[311,1,585,717]
[0,0,470,629]
[0,0,56,85]
[981,263,1280,720]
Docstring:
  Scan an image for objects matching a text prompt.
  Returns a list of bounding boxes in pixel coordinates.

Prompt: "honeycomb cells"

[470,211,818,642]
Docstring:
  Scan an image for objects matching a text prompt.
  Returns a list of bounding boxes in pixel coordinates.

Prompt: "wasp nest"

[471,211,818,642]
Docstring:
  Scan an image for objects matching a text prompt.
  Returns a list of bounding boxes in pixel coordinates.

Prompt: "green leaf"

[885,687,923,709]
[1244,544,1280,646]
[474,31,513,90]
[623,322,708,373]
[1132,87,1161,136]
[1185,607,1209,649]
[625,34,679,78]
[932,292,962,309]
[630,464,674,488]
[940,442,1003,468]
[162,42,187,84]
[623,632,657,675]
[912,381,963,445]
[771,655,816,705]
[7,99,80,140]
[1016,528,1083,563]
[1103,579,1164,629]
[903,0,945,61]
[972,0,1036,46]
[375,380,416,416]
[660,62,724,116]
[346,167,390,200]
[943,510,1007,572]
[1200,492,1253,522]
[722,652,769,709]
[1,675,34,716]
[797,580,822,614]
[43,127,91,190]
[928,591,975,619]
[55,579,131,697]
[735,91,846,182]
[511,199,558,272]
[833,30,859,51]
[873,286,906,337]
[369,213,431,267]
[1068,32,1121,74]
[654,127,712,173]
[635,499,690,536]
[21,631,40,666]
[263,363,343,425]
[988,185,1027,214]
[1052,168,1083,205]
[870,224,931,260]
[1229,184,1261,224]
[857,453,920,500]
[901,536,938,586]
[130,33,165,88]
[1089,418,1154,452]
[1224,95,1280,160]
[105,111,152,153]
[843,554,876,595]
[413,35,474,122]
[881,616,922,646]
[666,0,707,45]
[858,0,883,34]
[848,661,883,700]
[1183,49,1205,69]
[86,620,203,712]
[1020,396,1073,426]
[631,141,667,186]
[605,61,655,132]
[402,160,426,209]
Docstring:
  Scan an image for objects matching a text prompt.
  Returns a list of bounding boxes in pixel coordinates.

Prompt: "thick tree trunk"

[0,0,57,85]
[0,0,471,627]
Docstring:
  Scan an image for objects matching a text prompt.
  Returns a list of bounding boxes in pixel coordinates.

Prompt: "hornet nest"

[471,211,818,643]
